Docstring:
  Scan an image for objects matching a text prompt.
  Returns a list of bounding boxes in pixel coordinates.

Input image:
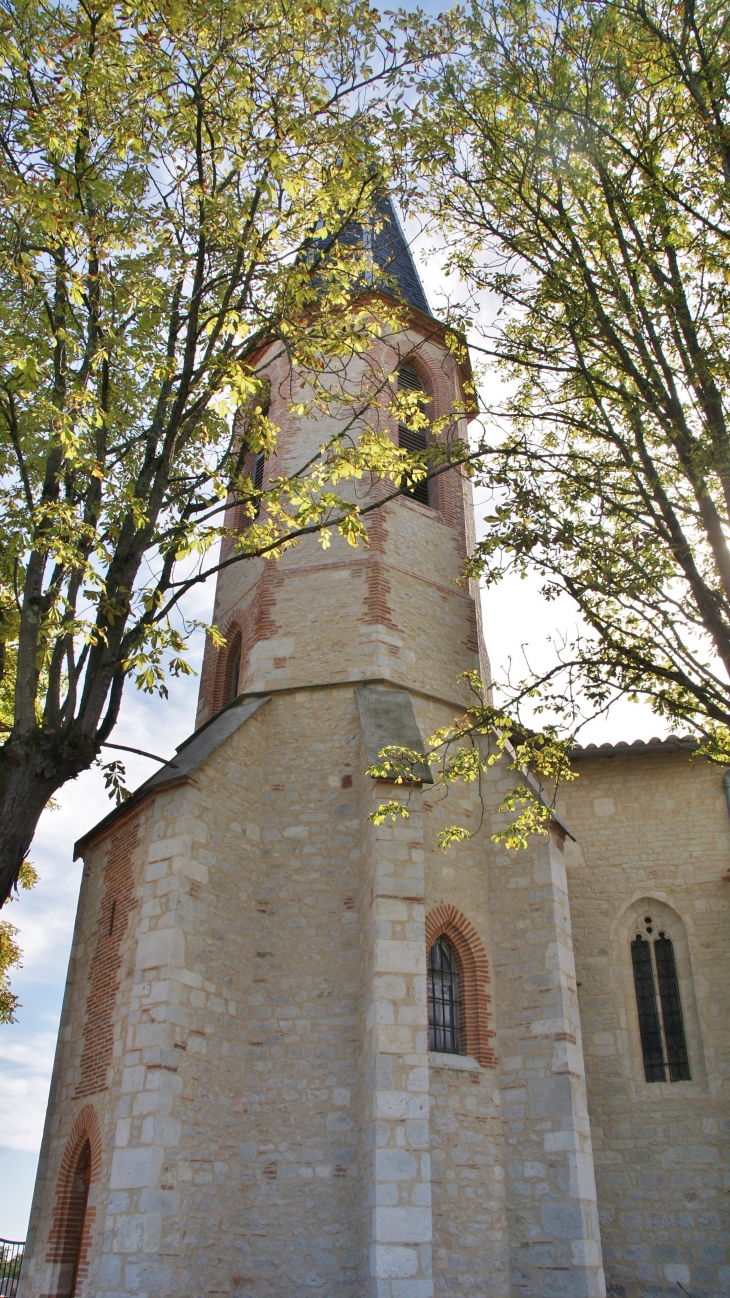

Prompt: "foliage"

[411,0,730,759]
[0,0,465,904]
[368,672,576,849]
[0,859,37,1022]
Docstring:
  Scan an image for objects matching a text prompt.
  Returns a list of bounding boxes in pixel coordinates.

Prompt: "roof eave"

[571,736,698,760]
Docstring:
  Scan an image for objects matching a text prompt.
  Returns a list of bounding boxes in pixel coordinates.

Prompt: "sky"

[0,222,667,1247]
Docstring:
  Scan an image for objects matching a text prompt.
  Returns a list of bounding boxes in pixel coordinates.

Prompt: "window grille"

[397,366,429,506]
[428,935,461,1053]
[630,915,690,1083]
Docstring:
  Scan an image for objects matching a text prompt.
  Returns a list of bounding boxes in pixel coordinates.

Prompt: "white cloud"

[0,1032,57,1151]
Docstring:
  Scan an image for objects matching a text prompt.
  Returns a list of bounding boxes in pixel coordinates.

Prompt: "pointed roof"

[370,195,431,318]
[337,193,431,318]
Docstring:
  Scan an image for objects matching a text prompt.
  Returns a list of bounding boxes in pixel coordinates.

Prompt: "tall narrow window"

[229,651,241,702]
[252,449,265,520]
[631,915,690,1083]
[654,934,691,1080]
[223,629,242,705]
[251,400,269,519]
[631,935,666,1082]
[397,365,430,506]
[428,935,461,1054]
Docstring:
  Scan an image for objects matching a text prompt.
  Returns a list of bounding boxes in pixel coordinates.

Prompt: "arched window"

[428,935,461,1054]
[397,365,430,506]
[630,912,690,1083]
[425,904,495,1067]
[223,628,243,704]
[45,1107,101,1298]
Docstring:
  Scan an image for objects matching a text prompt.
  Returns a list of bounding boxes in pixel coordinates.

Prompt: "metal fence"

[0,1240,24,1297]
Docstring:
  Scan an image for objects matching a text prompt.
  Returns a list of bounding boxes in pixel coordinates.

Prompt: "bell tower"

[195,203,487,729]
[19,200,606,1298]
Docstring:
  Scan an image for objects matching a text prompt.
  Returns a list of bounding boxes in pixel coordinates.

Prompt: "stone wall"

[22,684,611,1298]
[417,692,605,1298]
[558,749,730,1298]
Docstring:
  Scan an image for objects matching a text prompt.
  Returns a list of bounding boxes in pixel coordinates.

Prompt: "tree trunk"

[0,736,94,907]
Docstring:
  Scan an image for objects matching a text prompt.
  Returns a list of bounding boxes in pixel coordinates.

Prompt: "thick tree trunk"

[0,737,94,907]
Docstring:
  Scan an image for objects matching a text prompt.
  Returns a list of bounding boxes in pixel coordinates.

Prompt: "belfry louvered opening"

[630,916,690,1083]
[251,402,269,519]
[397,365,430,506]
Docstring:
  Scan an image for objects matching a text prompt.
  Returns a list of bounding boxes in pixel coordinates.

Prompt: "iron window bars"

[428,935,461,1054]
[630,920,690,1083]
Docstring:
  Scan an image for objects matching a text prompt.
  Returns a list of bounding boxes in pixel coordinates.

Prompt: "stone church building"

[18,206,729,1298]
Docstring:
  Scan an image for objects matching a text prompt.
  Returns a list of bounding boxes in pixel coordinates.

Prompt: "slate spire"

[369,193,431,317]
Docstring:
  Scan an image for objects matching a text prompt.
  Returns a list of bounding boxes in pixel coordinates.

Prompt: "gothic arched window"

[397,365,430,507]
[630,913,690,1083]
[428,935,461,1054]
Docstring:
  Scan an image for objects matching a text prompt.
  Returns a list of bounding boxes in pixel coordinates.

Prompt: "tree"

[0,0,462,908]
[410,0,730,759]
[0,859,35,1021]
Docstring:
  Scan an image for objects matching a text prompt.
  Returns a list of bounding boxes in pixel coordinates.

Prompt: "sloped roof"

[572,734,696,760]
[73,695,270,858]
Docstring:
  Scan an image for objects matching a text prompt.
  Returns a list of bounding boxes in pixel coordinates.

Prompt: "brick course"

[75,823,139,1098]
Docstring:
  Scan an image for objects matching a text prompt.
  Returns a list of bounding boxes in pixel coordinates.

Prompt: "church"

[17,204,729,1298]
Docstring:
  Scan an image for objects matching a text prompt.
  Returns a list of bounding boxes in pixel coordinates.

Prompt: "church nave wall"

[560,750,730,1298]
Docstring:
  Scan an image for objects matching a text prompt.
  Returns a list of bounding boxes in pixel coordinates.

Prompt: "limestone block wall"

[415,696,510,1298]
[356,780,434,1298]
[413,695,604,1298]
[197,494,481,725]
[428,1058,509,1298]
[558,750,730,1298]
[22,694,372,1298]
[19,797,151,1298]
[482,811,605,1298]
[23,681,608,1298]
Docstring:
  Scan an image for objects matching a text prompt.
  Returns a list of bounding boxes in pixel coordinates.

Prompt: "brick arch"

[45,1105,102,1297]
[425,904,495,1068]
[396,352,434,401]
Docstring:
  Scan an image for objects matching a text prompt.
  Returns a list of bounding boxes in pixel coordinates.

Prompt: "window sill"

[399,494,436,515]
[428,1050,481,1072]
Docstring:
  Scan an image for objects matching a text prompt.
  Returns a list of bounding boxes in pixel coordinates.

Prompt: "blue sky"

[0,221,663,1246]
